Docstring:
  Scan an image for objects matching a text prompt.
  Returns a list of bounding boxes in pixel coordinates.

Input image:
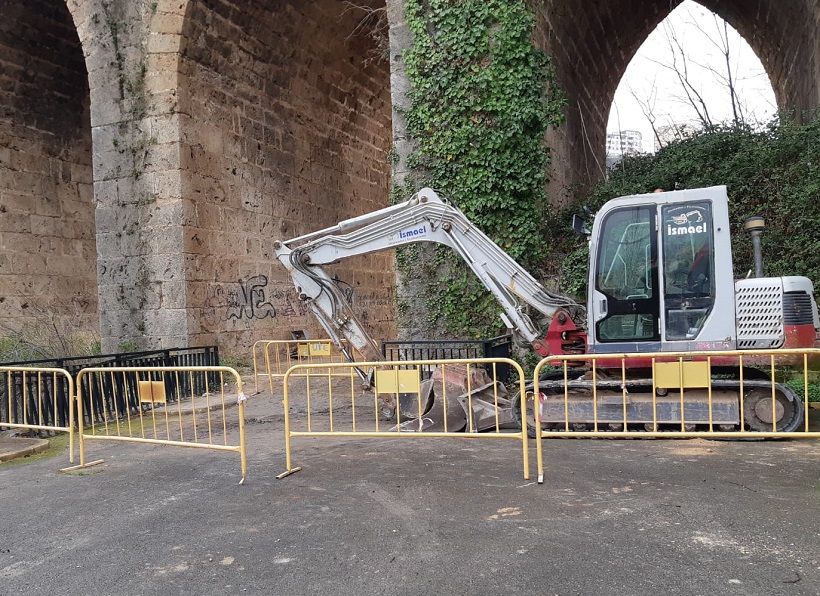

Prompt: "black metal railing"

[381,335,513,381]
[1,346,220,429]
[0,370,71,429]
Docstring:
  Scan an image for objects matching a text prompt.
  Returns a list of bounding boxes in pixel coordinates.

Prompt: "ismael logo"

[667,210,706,236]
[398,225,427,239]
[667,223,707,236]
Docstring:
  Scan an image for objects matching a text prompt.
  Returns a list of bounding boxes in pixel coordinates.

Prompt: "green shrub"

[585,116,820,284]
[785,377,820,403]
[0,316,100,363]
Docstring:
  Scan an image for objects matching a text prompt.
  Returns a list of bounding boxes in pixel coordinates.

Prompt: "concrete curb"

[0,437,50,462]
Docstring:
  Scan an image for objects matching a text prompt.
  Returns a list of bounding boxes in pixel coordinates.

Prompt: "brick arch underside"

[538,0,819,203]
[178,0,395,353]
[0,0,96,344]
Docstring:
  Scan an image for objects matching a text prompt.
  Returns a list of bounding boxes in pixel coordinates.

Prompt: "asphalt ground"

[3,382,820,595]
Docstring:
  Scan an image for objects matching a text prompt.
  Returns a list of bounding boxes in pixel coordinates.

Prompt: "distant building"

[606,130,643,157]
[654,123,697,151]
[654,125,678,151]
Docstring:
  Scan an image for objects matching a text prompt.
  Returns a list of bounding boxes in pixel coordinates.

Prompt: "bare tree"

[626,77,662,148]
[342,2,390,67]
[676,9,749,125]
[613,1,775,152]
[646,17,715,128]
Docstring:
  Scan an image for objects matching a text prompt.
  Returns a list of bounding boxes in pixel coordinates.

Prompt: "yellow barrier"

[532,348,820,442]
[252,339,355,394]
[1,367,76,463]
[71,366,248,483]
[277,358,538,481]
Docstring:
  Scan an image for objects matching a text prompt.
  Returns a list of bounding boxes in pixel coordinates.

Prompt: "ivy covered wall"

[395,0,565,339]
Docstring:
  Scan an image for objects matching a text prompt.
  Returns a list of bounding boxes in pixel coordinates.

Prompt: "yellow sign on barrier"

[375,369,421,395]
[277,358,537,482]
[0,366,76,463]
[138,380,167,404]
[297,343,332,358]
[71,366,248,483]
[653,360,710,389]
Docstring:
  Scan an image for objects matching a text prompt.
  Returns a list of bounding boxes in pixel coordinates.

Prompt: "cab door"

[590,204,661,351]
[660,201,716,341]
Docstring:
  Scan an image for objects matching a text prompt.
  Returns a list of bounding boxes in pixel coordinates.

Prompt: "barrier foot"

[239,476,246,485]
[538,473,544,485]
[276,466,302,479]
[59,459,105,473]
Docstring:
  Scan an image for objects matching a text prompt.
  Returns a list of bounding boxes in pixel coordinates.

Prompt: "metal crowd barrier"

[277,357,537,481]
[70,366,248,483]
[530,348,820,483]
[252,339,355,394]
[1,366,76,462]
[533,348,820,440]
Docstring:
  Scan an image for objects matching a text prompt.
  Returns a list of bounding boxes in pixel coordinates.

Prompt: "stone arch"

[178,0,394,353]
[695,0,818,119]
[66,0,197,352]
[0,0,96,352]
[535,0,820,204]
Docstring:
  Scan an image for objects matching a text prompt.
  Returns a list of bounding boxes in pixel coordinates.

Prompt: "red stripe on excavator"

[783,324,817,349]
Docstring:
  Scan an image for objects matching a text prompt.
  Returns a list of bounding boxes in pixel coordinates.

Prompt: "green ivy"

[564,116,820,296]
[402,0,565,337]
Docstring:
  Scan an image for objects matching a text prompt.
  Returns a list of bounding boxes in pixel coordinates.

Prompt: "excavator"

[273,186,820,435]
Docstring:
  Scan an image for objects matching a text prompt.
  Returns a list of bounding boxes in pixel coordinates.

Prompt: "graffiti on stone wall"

[226,275,276,320]
[203,275,308,325]
[202,275,393,328]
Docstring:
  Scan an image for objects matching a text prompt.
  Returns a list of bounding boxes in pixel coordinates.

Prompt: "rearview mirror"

[572,214,591,236]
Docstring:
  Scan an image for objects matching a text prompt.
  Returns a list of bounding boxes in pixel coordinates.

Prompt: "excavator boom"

[274,188,584,363]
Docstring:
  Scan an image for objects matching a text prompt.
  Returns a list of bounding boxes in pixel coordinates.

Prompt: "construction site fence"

[252,339,356,394]
[2,346,220,428]
[1,366,76,462]
[70,366,247,483]
[2,345,220,373]
[381,335,513,382]
[533,348,820,442]
[277,357,538,481]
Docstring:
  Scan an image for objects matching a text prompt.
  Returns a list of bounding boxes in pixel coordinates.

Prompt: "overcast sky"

[606,1,777,152]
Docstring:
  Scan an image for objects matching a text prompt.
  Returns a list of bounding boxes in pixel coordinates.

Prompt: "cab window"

[661,202,715,340]
[595,206,659,342]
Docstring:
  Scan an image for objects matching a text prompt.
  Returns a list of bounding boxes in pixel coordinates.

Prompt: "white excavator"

[273,186,820,434]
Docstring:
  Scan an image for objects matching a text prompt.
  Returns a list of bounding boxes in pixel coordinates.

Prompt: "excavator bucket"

[396,378,435,420]
[390,364,516,433]
[391,376,468,432]
[458,382,518,431]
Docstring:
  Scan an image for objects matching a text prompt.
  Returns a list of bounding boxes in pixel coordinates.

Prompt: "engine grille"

[783,291,816,326]
[735,280,784,349]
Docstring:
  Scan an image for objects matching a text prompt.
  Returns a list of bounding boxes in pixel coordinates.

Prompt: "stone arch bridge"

[0,0,817,355]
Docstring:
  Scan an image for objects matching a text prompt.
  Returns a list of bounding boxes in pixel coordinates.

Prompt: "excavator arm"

[273,188,586,365]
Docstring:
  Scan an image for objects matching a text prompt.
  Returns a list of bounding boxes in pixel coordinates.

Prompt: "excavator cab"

[587,186,736,353]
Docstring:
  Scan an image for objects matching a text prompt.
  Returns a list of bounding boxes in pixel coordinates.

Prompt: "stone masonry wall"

[0,0,96,347]
[178,0,394,354]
